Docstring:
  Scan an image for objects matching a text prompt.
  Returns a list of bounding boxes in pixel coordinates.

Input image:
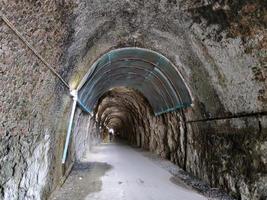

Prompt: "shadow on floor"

[49,162,112,200]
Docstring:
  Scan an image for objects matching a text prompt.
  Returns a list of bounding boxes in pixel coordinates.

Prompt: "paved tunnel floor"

[50,142,207,200]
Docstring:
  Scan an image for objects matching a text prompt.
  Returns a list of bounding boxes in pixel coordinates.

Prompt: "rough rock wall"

[95,88,186,167]
[1,0,266,200]
[186,115,267,199]
[0,1,77,199]
[65,1,266,199]
[72,109,100,161]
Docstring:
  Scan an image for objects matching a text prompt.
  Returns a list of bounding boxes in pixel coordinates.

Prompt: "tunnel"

[1,1,267,200]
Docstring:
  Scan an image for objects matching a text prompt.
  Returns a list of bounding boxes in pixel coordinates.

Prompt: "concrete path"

[50,143,207,200]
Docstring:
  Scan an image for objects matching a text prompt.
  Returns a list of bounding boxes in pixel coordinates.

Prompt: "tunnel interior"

[1,1,267,199]
[95,87,149,144]
[69,45,267,200]
[94,87,178,149]
[72,47,191,160]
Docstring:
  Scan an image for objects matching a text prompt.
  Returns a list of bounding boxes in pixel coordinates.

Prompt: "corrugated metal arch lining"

[77,48,192,116]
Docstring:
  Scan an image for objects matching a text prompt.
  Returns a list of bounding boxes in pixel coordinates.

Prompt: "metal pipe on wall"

[62,90,78,164]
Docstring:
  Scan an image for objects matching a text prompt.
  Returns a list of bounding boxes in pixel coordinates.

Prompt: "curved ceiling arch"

[77,47,193,116]
[97,101,139,120]
[81,66,173,108]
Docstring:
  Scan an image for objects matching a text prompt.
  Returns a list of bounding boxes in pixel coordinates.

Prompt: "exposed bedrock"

[95,88,186,165]
[0,0,266,199]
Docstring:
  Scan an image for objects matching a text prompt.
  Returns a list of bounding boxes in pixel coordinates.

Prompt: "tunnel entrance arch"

[63,47,193,164]
[76,47,193,116]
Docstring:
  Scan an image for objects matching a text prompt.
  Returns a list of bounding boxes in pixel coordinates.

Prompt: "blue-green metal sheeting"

[77,48,192,116]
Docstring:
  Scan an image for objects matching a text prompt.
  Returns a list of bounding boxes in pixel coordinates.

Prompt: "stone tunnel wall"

[65,0,267,199]
[96,89,267,200]
[186,115,267,199]
[95,88,187,167]
[0,0,266,200]
[72,109,100,162]
[0,1,85,200]
[0,1,101,198]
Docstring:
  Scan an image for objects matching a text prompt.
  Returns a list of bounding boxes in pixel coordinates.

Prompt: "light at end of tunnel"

[108,128,114,134]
